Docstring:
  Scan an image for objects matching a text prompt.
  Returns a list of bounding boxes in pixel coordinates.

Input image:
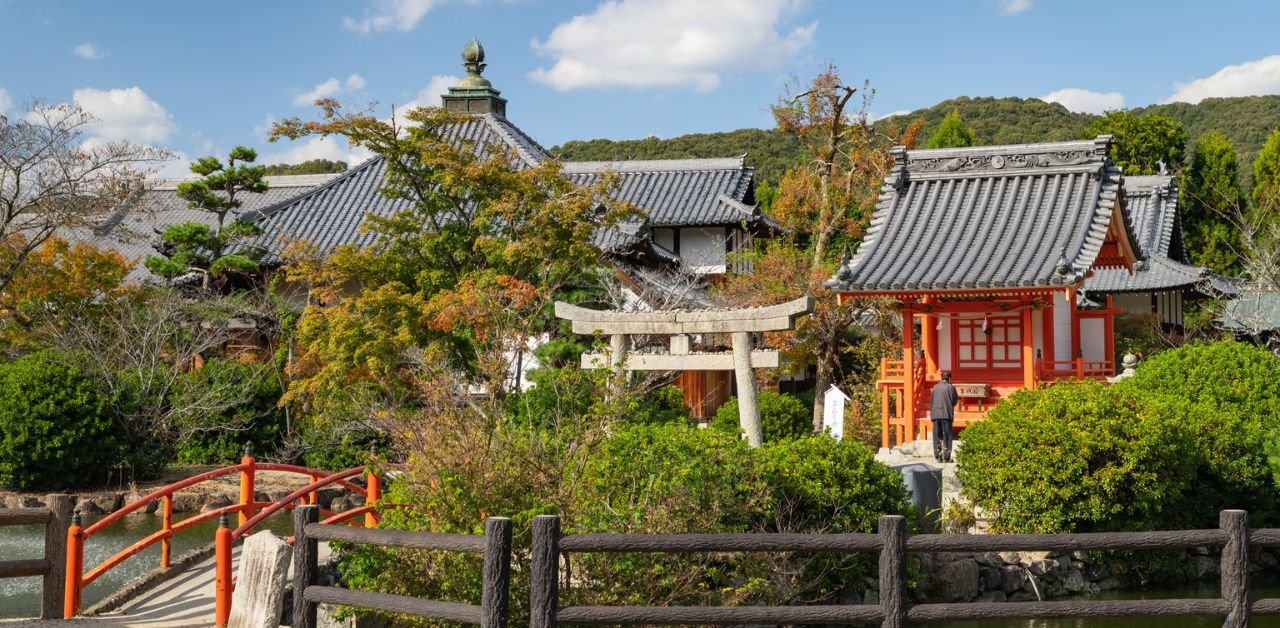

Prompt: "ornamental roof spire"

[443,38,507,117]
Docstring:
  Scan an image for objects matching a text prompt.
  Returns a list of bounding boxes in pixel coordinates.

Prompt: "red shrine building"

[825,136,1143,448]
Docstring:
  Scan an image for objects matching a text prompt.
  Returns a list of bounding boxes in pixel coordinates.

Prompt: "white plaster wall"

[938,318,953,371]
[1053,292,1072,361]
[1032,311,1044,360]
[680,227,727,274]
[1080,318,1106,361]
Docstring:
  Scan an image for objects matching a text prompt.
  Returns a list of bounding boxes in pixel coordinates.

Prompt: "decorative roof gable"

[827,136,1143,295]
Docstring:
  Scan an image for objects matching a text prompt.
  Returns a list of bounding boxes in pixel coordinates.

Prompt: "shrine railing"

[1036,358,1114,380]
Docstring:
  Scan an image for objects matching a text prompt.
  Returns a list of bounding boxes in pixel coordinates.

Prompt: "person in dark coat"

[930,371,959,462]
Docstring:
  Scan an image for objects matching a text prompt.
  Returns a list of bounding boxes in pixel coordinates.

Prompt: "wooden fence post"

[292,505,320,628]
[1221,509,1249,628]
[42,494,72,619]
[530,515,560,628]
[879,515,906,628]
[481,517,512,628]
[63,512,83,618]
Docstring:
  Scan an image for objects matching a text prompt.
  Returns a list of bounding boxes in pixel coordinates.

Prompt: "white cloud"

[343,0,439,34]
[997,0,1031,15]
[293,74,367,107]
[261,136,375,168]
[0,88,11,115]
[1039,88,1125,115]
[393,75,460,126]
[872,109,912,122]
[1165,55,1280,104]
[73,42,105,60]
[71,86,176,143]
[531,0,816,91]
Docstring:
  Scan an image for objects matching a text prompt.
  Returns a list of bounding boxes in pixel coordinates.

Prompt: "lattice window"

[956,317,1022,370]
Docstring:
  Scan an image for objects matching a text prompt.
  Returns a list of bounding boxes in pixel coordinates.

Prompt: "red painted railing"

[63,447,386,627]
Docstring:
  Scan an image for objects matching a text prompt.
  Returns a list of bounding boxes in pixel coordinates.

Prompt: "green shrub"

[711,390,811,442]
[0,351,122,491]
[173,359,286,464]
[1115,340,1280,524]
[958,380,1197,533]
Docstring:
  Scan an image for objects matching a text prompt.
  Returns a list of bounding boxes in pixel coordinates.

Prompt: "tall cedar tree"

[1180,131,1246,275]
[145,147,268,288]
[719,67,921,430]
[926,110,976,149]
[1253,130,1280,225]
[1083,110,1188,175]
[269,102,632,407]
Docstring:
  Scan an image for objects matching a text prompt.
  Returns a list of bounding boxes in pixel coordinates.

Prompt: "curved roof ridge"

[239,155,387,223]
[561,156,747,174]
[480,113,550,164]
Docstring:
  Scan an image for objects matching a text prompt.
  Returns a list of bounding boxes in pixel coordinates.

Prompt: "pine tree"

[145,147,268,288]
[926,110,975,149]
[1180,131,1245,274]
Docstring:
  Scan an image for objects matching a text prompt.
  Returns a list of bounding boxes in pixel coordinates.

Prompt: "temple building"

[1083,174,1229,330]
[825,137,1143,448]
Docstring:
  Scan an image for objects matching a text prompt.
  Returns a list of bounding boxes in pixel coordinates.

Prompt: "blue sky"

[2,0,1279,175]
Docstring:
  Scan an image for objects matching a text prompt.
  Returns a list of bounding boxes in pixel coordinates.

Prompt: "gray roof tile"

[1084,174,1209,294]
[560,156,765,228]
[57,174,336,283]
[827,137,1141,293]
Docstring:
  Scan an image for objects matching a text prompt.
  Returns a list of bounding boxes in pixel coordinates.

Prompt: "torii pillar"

[555,297,815,447]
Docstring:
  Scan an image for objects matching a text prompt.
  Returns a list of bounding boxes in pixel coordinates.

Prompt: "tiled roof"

[560,157,768,228]
[826,136,1141,294]
[1217,290,1280,332]
[1084,174,1208,294]
[1121,174,1181,259]
[58,174,337,283]
[247,115,551,264]
[1085,255,1208,293]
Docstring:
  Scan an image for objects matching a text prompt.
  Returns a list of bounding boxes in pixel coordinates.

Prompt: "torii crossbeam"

[555,297,814,446]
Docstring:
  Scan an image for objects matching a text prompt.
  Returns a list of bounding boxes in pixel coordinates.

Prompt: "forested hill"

[551,95,1280,184]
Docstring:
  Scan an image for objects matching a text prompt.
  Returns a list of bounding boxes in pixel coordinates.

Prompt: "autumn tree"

[145,147,268,288]
[1180,131,1246,274]
[269,103,631,411]
[719,66,921,431]
[1083,110,1188,175]
[926,110,976,149]
[0,102,167,293]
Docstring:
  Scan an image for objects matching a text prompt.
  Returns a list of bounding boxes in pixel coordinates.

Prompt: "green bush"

[0,352,122,491]
[1115,340,1280,524]
[958,380,1197,533]
[711,390,811,442]
[173,359,286,464]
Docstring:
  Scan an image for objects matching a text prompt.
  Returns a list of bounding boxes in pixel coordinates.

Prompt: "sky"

[3,0,1280,177]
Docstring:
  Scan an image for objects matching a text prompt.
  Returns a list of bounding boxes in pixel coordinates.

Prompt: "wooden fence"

[291,504,511,628]
[530,510,1280,627]
[0,494,72,619]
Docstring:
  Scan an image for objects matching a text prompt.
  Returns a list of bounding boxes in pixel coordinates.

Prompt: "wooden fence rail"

[0,494,72,619]
[531,509,1280,628]
[291,504,511,628]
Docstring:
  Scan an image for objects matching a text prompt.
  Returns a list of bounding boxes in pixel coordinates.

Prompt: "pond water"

[0,511,293,619]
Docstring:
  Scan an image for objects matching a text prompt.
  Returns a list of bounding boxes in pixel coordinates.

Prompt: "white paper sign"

[823,385,849,441]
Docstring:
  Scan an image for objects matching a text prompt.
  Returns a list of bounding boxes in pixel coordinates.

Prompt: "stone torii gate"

[554,297,814,447]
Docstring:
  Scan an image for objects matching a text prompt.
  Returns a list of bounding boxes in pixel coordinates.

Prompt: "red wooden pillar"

[921,297,937,377]
[1021,304,1036,389]
[902,300,916,442]
[1042,298,1055,371]
[1069,288,1083,376]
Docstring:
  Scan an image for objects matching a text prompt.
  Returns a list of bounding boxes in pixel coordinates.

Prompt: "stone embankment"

[0,469,367,517]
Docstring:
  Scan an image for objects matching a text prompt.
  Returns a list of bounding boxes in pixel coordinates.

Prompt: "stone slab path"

[2,542,331,627]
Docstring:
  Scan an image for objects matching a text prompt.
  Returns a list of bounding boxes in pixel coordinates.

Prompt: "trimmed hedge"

[0,352,122,491]
[711,390,811,442]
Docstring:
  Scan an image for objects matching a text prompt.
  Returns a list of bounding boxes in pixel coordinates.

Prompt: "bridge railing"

[289,504,511,628]
[63,447,384,621]
[0,494,72,619]
[529,510,1280,627]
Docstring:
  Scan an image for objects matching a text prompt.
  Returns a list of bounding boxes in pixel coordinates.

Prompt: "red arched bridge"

[58,449,387,626]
